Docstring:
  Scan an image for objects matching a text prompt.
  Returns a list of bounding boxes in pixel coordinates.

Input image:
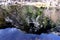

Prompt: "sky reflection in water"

[0,28,60,40]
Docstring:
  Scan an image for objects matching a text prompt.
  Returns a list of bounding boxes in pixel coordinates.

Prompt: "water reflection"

[0,28,60,40]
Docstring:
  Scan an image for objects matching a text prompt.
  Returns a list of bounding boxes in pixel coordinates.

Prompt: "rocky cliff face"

[43,7,60,23]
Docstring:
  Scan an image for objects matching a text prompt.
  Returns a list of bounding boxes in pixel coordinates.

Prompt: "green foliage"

[17,5,56,34]
[0,5,56,34]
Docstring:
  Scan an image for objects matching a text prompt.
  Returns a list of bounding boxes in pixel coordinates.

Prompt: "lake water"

[0,28,60,40]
